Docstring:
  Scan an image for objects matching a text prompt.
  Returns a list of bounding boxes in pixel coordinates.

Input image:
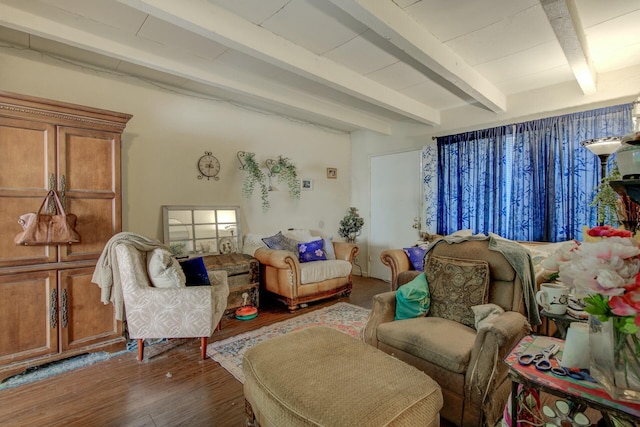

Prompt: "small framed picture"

[327,168,337,179]
[301,178,313,191]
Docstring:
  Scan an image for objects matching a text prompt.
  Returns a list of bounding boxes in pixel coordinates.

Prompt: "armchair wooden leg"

[137,338,144,361]
[201,337,208,360]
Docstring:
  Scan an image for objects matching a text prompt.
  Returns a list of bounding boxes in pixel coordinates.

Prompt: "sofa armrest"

[333,242,359,262]
[253,247,299,270]
[362,291,397,348]
[465,311,530,408]
[381,249,412,290]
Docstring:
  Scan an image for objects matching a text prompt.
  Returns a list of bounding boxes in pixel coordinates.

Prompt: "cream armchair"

[252,241,358,311]
[115,243,229,361]
[365,239,532,427]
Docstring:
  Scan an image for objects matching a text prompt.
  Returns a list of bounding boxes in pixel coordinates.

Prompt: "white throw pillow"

[323,237,336,260]
[147,248,186,288]
[283,229,319,242]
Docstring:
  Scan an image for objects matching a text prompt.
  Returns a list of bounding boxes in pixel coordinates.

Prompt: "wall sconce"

[265,158,280,177]
[237,151,253,170]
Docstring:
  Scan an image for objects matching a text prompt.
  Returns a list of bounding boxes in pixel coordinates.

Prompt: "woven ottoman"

[242,326,443,427]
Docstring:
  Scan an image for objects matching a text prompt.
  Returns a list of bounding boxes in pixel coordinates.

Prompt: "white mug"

[536,282,569,315]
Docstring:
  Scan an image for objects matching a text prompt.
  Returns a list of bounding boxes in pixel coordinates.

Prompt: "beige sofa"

[243,230,359,311]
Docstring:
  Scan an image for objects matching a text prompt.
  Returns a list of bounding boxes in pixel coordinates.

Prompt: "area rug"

[207,302,371,383]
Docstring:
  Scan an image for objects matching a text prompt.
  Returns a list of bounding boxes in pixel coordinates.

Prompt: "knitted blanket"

[91,232,168,320]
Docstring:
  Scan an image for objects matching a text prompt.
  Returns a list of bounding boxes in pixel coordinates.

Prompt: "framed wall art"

[327,168,337,179]
[301,178,313,191]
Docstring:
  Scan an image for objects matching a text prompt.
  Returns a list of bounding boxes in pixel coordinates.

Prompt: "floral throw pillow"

[424,255,490,328]
[298,239,327,263]
[403,246,427,271]
[262,231,299,254]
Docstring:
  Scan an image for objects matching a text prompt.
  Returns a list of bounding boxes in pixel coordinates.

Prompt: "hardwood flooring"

[0,276,391,427]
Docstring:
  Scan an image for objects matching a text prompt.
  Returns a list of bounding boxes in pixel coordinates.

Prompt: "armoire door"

[58,267,120,351]
[0,117,58,268]
[57,126,121,263]
[0,271,59,365]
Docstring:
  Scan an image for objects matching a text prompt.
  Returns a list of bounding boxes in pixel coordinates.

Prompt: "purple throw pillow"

[403,246,427,271]
[298,239,327,263]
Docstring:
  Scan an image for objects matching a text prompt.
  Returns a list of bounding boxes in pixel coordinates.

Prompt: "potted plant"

[591,164,622,226]
[241,152,269,211]
[338,207,364,243]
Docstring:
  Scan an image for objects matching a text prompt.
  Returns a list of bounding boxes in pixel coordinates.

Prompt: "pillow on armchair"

[424,255,490,328]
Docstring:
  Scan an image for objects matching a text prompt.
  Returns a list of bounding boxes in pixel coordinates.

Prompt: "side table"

[541,310,587,339]
[201,253,259,314]
[504,335,640,426]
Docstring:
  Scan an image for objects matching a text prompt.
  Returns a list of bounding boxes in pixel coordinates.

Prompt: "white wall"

[0,47,352,242]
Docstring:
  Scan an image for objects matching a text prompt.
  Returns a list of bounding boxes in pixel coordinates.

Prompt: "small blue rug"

[0,350,129,390]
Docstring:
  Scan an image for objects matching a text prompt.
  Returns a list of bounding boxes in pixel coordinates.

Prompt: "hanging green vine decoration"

[241,153,270,211]
[275,155,301,200]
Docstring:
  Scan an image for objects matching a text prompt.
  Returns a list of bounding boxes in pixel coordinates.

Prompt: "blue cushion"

[262,231,298,254]
[179,257,211,286]
[395,273,430,320]
[298,239,327,263]
[403,246,427,271]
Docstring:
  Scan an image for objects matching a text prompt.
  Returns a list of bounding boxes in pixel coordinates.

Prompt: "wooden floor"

[0,276,392,427]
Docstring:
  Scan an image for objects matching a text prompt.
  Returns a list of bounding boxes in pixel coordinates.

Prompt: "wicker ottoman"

[242,326,443,427]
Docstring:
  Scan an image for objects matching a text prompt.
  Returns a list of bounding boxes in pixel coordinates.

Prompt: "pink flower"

[587,225,633,238]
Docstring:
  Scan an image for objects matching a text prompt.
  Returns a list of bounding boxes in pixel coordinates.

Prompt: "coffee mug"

[536,282,569,315]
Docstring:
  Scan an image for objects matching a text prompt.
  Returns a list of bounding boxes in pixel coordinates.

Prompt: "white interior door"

[370,150,422,281]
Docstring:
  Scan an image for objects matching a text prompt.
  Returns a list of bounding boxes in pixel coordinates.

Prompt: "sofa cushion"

[147,248,186,288]
[395,273,430,320]
[283,229,319,242]
[403,246,427,271]
[376,316,476,373]
[298,239,327,263]
[425,255,489,328]
[300,260,352,284]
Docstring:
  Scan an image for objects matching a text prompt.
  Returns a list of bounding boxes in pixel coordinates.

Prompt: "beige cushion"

[147,248,186,288]
[425,255,489,327]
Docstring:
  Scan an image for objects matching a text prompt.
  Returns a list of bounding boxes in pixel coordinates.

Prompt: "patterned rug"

[207,302,371,383]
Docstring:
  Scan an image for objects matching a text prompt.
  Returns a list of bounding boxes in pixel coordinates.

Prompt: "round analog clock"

[197,151,220,181]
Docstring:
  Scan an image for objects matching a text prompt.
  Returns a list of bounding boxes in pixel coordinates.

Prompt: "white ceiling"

[0,0,638,134]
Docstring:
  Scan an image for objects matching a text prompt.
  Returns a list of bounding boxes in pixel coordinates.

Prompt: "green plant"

[274,155,300,200]
[338,207,364,242]
[241,152,269,211]
[590,164,621,226]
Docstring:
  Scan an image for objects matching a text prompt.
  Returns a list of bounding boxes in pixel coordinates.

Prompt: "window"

[162,205,241,256]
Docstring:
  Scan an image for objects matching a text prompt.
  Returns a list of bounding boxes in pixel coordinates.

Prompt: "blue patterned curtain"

[436,103,633,242]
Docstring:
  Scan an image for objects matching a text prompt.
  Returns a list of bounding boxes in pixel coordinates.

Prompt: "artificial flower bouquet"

[540,225,640,401]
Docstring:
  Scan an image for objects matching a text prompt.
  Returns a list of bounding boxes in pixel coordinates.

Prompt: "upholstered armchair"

[365,239,533,427]
[115,243,229,361]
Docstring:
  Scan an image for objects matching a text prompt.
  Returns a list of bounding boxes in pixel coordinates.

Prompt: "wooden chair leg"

[137,338,144,361]
[201,337,208,360]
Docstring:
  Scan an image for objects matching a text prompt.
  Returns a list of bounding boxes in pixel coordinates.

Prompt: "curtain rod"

[431,100,639,141]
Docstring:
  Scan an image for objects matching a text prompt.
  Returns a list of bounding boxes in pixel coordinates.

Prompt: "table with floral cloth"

[504,335,640,426]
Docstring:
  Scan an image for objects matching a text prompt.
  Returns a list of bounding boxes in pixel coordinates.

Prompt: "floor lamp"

[582,136,622,225]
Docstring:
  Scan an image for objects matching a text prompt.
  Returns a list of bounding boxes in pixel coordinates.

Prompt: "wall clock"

[197,151,220,181]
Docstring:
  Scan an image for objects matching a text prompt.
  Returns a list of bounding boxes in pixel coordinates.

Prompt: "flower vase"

[589,316,640,402]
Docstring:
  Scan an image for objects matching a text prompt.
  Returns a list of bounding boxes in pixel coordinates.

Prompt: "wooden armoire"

[0,91,132,374]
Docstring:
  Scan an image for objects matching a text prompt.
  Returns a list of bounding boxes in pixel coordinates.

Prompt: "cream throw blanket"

[92,232,168,321]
